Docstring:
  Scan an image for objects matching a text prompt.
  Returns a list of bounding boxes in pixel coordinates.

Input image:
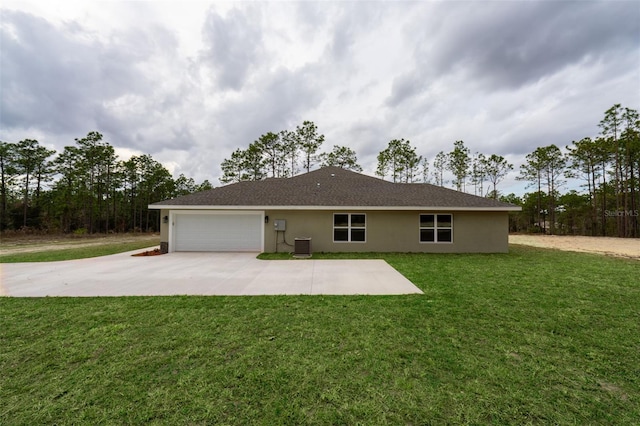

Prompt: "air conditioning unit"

[294,238,312,257]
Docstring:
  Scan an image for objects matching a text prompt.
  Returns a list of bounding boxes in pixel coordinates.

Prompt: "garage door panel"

[174,213,262,252]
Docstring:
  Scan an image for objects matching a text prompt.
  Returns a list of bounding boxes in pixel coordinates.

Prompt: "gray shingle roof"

[151,166,519,210]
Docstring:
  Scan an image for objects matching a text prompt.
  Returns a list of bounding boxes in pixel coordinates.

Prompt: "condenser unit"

[294,238,312,257]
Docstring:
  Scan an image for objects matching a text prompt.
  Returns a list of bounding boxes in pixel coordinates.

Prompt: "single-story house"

[149,166,521,254]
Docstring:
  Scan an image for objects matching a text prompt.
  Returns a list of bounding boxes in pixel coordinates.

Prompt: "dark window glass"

[420,229,435,242]
[351,229,366,242]
[334,229,349,241]
[437,214,452,228]
[437,229,452,242]
[420,214,434,228]
[334,214,349,227]
[351,214,366,227]
[334,213,366,242]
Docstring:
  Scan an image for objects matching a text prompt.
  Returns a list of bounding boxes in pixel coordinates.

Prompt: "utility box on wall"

[274,219,286,231]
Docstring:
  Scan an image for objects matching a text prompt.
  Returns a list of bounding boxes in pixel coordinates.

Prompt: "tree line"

[0,132,212,233]
[219,121,362,183]
[219,121,514,200]
[507,104,639,238]
[3,104,636,237]
[374,138,513,200]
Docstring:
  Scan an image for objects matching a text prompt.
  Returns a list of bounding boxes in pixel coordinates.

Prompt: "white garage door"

[173,213,262,252]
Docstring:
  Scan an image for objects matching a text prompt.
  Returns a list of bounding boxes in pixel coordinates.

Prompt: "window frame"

[419,213,453,244]
[333,213,367,243]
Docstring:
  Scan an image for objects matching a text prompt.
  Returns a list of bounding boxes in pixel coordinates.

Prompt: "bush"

[73,228,87,236]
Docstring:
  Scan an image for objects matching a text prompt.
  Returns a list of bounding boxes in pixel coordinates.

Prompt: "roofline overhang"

[149,204,522,212]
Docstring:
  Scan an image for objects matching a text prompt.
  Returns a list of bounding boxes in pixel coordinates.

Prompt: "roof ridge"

[150,166,520,209]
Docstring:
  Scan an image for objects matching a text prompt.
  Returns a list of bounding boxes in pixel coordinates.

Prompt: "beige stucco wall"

[159,209,170,241]
[157,209,509,253]
[264,210,509,253]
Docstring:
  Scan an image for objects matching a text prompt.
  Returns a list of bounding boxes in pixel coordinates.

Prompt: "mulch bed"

[132,248,165,257]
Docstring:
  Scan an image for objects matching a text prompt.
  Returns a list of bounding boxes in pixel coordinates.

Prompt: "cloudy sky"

[1,0,639,195]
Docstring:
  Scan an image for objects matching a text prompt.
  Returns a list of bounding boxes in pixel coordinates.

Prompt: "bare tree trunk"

[549,170,555,235]
[583,164,596,236]
[0,166,7,230]
[615,142,623,237]
[630,163,637,237]
[22,172,30,228]
[624,141,631,237]
[537,173,543,234]
[601,160,607,236]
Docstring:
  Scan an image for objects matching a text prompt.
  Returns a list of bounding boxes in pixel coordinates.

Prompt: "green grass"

[0,241,157,263]
[1,245,639,424]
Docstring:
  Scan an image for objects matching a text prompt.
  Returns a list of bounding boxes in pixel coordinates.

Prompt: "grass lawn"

[0,241,158,263]
[1,245,639,424]
[0,234,159,263]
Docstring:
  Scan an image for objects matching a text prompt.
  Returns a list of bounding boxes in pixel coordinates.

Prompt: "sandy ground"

[509,234,640,260]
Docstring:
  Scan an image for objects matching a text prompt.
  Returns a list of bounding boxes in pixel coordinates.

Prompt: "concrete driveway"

[1,249,422,297]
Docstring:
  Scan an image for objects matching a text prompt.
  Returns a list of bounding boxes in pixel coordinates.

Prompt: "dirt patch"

[510,234,640,260]
[598,381,628,401]
[507,352,522,361]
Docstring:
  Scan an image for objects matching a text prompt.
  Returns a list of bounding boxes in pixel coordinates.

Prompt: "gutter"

[148,204,522,212]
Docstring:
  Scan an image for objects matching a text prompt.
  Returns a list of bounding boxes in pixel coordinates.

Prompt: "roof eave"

[148,204,522,212]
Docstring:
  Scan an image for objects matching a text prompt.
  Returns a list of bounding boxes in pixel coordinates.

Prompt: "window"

[420,214,452,243]
[334,213,366,242]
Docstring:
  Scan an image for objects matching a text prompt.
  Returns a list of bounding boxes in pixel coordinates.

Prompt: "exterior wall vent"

[294,238,312,258]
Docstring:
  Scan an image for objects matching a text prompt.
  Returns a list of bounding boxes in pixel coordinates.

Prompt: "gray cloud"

[215,64,324,145]
[412,1,639,91]
[1,9,201,155]
[5,12,161,128]
[323,3,393,62]
[386,71,424,107]
[199,6,265,91]
[2,11,100,133]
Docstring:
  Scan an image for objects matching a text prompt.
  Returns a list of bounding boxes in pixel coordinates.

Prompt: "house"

[149,166,521,254]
